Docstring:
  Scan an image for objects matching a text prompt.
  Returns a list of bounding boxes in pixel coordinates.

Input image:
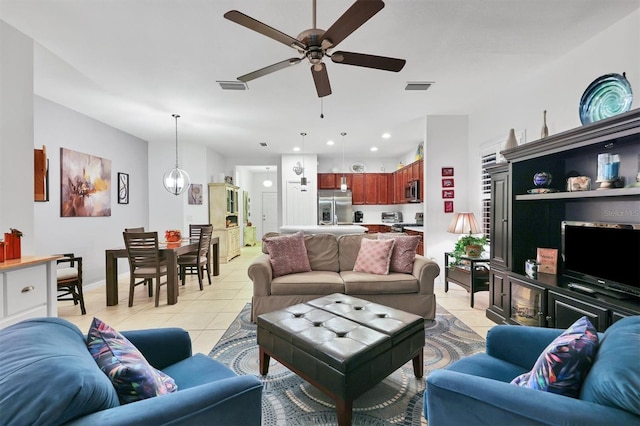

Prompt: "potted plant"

[449,234,488,267]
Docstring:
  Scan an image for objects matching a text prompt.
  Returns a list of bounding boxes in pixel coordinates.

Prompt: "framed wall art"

[442,178,454,188]
[118,172,129,204]
[60,148,111,217]
[444,200,454,213]
[188,183,203,205]
[442,189,455,199]
[441,167,454,176]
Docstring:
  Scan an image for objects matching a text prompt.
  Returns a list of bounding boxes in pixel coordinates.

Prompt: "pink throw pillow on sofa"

[353,238,395,275]
[264,231,312,277]
[378,234,420,273]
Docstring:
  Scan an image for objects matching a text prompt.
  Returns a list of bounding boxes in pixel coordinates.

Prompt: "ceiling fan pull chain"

[320,97,324,119]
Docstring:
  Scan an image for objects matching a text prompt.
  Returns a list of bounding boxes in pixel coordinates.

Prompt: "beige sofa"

[248,233,440,322]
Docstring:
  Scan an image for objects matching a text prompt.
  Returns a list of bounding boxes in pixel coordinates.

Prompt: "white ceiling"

[1,0,638,159]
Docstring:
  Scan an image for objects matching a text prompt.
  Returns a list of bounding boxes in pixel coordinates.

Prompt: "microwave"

[405,180,420,202]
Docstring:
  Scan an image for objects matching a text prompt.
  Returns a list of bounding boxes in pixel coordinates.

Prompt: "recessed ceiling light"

[327,140,335,145]
[370,147,378,152]
[381,133,391,139]
[293,147,300,152]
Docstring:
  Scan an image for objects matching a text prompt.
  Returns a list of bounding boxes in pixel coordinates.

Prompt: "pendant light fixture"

[263,166,273,187]
[163,114,191,195]
[300,132,308,192]
[340,132,348,192]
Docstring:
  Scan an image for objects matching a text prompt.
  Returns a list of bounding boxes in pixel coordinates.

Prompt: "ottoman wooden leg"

[259,347,271,375]
[412,351,424,378]
[335,398,353,426]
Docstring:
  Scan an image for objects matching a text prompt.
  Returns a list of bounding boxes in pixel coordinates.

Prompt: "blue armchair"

[424,316,640,425]
[0,317,262,425]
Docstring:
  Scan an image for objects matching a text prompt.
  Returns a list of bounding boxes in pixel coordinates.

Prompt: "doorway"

[262,192,278,237]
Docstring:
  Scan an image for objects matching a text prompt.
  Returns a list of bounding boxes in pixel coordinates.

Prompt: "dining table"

[105,236,219,306]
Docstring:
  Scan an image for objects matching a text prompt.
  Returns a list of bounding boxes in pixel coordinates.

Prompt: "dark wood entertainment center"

[487,108,640,331]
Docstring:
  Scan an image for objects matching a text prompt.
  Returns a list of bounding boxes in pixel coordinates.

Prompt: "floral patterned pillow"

[264,231,312,277]
[377,234,420,273]
[353,238,395,275]
[87,317,178,404]
[510,316,599,398]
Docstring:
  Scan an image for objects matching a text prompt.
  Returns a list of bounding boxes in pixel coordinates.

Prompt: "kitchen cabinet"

[363,224,391,234]
[209,183,241,263]
[351,174,365,204]
[0,256,59,329]
[363,173,388,204]
[318,173,337,189]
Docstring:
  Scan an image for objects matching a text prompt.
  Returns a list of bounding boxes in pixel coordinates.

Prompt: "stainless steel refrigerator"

[318,190,353,225]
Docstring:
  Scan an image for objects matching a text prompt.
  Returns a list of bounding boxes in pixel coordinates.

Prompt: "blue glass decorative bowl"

[579,73,633,125]
[533,172,552,187]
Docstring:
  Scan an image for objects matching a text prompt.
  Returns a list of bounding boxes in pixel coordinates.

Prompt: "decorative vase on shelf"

[541,110,549,138]
[505,128,518,150]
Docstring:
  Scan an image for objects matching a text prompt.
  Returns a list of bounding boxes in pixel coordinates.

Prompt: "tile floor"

[59,245,496,354]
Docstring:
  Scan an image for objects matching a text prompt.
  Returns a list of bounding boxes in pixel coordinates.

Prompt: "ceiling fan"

[224,0,406,97]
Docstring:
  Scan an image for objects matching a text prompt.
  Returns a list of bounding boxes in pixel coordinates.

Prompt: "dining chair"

[124,226,152,294]
[123,231,168,307]
[178,225,213,290]
[56,253,86,315]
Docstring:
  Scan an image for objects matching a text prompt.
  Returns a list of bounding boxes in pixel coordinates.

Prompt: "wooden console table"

[444,252,490,308]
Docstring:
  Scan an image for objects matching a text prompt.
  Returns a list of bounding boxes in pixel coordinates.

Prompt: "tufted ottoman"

[257,293,425,425]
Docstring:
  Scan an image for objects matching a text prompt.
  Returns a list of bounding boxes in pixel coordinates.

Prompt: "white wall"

[182,142,209,231]
[0,21,35,254]
[33,97,149,285]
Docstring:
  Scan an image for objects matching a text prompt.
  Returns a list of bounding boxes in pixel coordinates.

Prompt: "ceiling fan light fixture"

[217,80,248,90]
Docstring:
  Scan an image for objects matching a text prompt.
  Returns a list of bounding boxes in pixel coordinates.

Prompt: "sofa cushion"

[378,233,420,273]
[304,233,340,272]
[271,271,345,295]
[580,315,640,415]
[87,317,178,404]
[342,271,419,294]
[353,238,395,275]
[510,316,598,398]
[264,231,312,277]
[337,233,377,271]
[0,317,119,425]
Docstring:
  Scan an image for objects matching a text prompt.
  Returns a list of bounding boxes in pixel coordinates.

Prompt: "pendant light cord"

[341,132,346,177]
[173,114,180,168]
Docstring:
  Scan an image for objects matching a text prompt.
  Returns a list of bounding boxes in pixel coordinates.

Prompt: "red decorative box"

[4,233,21,260]
[0,242,5,262]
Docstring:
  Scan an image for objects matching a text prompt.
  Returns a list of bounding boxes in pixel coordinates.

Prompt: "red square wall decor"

[442,167,454,176]
[442,178,454,187]
[442,190,455,199]
[444,201,454,213]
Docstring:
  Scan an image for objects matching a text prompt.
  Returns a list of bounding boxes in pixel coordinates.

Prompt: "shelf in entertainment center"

[515,187,640,201]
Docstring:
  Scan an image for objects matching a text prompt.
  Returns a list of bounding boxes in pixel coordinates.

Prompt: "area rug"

[209,304,484,425]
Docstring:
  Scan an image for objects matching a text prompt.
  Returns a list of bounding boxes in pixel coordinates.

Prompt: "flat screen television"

[561,221,640,298]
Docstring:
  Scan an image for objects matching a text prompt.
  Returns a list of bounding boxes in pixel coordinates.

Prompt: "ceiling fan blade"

[321,0,384,49]
[238,58,302,82]
[224,10,305,50]
[311,63,332,98]
[331,51,406,72]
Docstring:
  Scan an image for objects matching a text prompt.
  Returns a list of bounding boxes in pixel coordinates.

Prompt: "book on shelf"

[536,247,558,274]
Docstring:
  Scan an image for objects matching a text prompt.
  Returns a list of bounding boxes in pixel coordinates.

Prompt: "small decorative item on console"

[165,229,182,242]
[4,228,22,260]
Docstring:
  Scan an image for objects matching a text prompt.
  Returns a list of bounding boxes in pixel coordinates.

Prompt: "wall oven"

[405,180,420,203]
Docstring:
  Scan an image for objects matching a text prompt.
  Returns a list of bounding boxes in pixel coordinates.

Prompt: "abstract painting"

[118,172,129,204]
[188,183,203,205]
[60,148,111,217]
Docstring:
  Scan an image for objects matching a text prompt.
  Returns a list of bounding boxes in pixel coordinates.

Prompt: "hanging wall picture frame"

[188,184,203,205]
[118,172,129,204]
[60,148,111,217]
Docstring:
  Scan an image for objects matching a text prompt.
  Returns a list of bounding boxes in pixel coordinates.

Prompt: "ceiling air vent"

[217,81,248,90]
[405,81,433,91]
[259,142,269,147]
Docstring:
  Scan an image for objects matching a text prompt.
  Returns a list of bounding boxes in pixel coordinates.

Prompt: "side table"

[444,252,490,308]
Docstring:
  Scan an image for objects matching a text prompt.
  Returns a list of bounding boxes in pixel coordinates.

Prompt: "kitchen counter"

[279,225,367,235]
[404,226,424,233]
